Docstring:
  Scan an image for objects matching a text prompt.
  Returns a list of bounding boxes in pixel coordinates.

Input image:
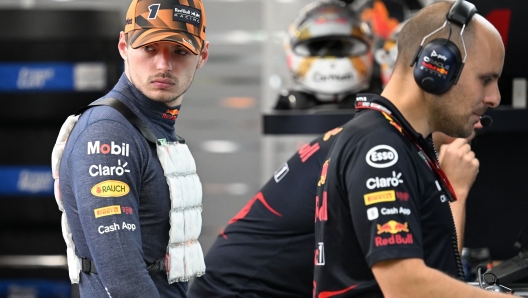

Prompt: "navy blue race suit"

[60,74,187,297]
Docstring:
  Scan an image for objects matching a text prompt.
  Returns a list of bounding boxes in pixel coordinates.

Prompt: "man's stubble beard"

[430,100,472,138]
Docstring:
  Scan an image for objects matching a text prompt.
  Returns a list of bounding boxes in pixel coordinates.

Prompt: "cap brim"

[128,29,203,55]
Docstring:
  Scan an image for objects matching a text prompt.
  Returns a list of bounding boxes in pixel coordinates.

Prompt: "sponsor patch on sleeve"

[375,220,413,247]
[364,190,396,205]
[91,180,130,198]
[365,145,398,168]
[94,205,121,218]
[323,127,343,141]
[273,163,289,183]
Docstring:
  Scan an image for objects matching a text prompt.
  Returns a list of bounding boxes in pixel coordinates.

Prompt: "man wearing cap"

[52,0,209,297]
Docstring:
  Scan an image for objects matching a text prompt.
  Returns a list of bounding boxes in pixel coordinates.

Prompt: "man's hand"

[438,138,479,201]
[437,138,479,251]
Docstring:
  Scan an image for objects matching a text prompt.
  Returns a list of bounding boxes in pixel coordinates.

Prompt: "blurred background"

[0,0,527,296]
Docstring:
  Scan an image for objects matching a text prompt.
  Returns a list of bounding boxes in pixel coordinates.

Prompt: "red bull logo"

[299,143,320,163]
[422,61,449,75]
[376,220,409,234]
[162,109,179,120]
[382,112,402,134]
[318,159,330,186]
[315,192,328,222]
[375,234,413,247]
[375,220,413,247]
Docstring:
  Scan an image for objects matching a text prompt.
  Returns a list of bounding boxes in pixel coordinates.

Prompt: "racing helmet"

[285,1,374,98]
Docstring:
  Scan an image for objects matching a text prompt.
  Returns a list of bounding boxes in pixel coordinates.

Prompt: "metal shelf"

[262,107,528,135]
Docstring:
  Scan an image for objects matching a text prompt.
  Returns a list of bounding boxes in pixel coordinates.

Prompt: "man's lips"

[151,79,174,89]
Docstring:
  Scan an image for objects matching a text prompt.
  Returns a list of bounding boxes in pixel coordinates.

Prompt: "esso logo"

[366,145,398,168]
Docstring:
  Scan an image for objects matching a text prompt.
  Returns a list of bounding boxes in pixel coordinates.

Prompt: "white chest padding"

[156,141,205,283]
[51,114,82,284]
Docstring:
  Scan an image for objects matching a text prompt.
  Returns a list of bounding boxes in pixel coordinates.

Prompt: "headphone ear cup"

[413,38,462,95]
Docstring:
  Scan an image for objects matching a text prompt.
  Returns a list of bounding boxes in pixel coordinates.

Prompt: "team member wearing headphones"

[313,0,509,297]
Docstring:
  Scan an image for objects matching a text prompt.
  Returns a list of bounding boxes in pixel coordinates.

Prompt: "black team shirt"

[314,94,459,297]
[189,128,343,297]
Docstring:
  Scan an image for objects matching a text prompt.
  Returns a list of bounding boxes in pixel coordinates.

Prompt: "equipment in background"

[275,0,374,109]
[476,265,515,294]
[486,252,528,285]
[486,227,528,285]
[374,20,406,87]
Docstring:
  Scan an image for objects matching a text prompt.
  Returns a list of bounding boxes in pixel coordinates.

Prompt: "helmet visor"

[293,36,368,57]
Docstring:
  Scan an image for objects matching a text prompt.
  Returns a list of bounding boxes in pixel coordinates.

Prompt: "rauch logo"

[91,180,130,198]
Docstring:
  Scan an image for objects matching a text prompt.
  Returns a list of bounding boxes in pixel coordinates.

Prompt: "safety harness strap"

[80,257,98,274]
[78,98,158,143]
[80,257,165,275]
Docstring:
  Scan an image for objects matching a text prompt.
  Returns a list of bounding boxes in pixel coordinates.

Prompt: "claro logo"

[366,172,403,190]
[366,145,398,168]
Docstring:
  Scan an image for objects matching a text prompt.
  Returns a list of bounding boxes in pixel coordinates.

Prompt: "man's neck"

[381,73,431,137]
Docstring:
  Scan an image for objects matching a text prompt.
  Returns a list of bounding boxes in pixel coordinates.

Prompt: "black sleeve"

[341,129,424,267]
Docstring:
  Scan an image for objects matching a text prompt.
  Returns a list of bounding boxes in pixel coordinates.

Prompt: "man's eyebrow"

[479,72,501,80]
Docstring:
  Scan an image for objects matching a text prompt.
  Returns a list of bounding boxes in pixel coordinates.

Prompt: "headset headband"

[446,0,477,27]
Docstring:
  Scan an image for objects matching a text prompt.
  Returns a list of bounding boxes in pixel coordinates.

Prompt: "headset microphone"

[480,115,493,127]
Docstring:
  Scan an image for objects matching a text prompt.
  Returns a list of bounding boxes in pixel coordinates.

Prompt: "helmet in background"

[374,21,405,87]
[285,1,374,98]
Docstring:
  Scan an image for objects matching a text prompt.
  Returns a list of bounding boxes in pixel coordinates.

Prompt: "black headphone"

[409,0,477,95]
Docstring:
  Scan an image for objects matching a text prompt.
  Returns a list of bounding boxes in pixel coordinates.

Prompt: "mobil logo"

[366,145,398,168]
[88,141,129,157]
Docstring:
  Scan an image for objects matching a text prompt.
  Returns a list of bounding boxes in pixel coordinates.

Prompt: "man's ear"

[196,41,210,70]
[118,31,128,61]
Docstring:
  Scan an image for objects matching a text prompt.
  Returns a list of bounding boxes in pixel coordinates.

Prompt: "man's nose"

[156,48,172,71]
[485,83,501,108]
